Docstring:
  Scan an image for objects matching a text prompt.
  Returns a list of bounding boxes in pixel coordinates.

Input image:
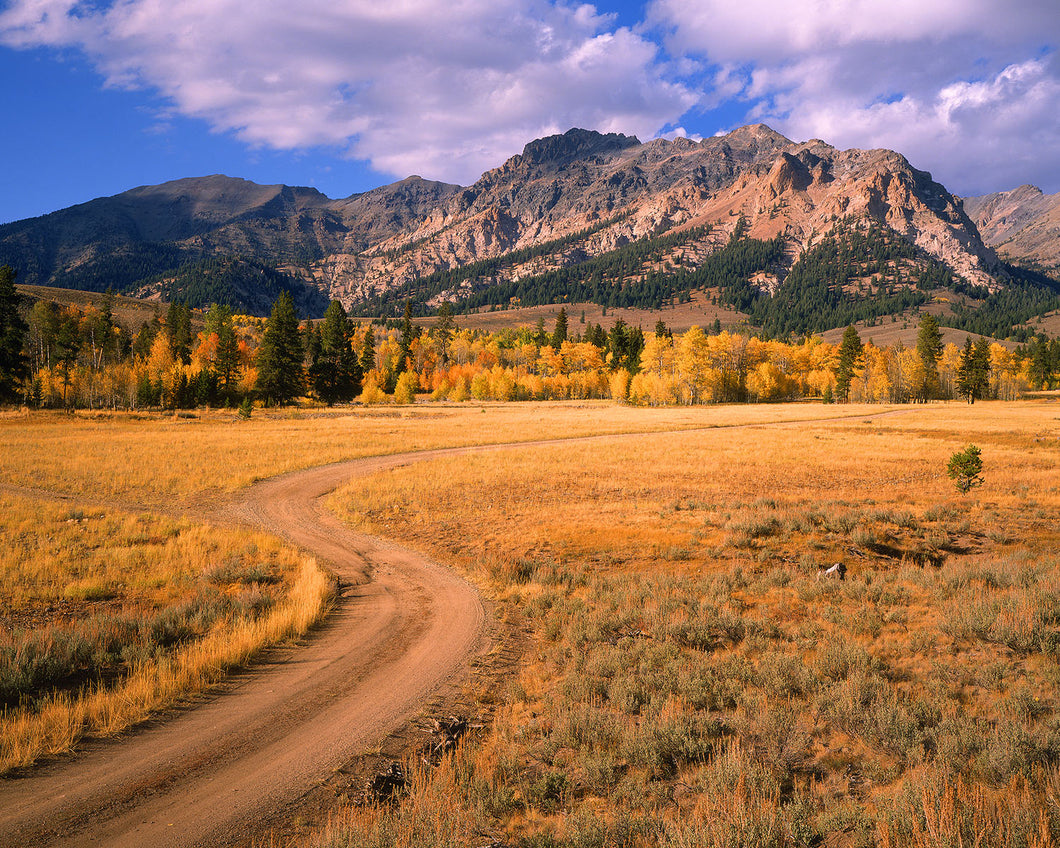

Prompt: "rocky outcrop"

[963,185,1060,270]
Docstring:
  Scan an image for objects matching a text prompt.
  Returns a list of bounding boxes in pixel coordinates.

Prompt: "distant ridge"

[963,185,1060,271]
[1,125,1056,334]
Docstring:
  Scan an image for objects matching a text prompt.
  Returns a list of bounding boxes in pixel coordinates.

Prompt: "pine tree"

[955,336,992,403]
[0,265,28,404]
[956,337,976,402]
[433,302,456,364]
[53,308,82,407]
[533,317,547,348]
[396,300,419,376]
[915,313,943,402]
[255,292,304,406]
[93,289,121,369]
[359,325,376,375]
[956,336,993,403]
[166,301,193,366]
[551,307,568,351]
[834,325,863,402]
[312,300,361,404]
[205,303,240,395]
[305,322,323,393]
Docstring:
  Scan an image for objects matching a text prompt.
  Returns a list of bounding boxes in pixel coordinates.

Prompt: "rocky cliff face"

[0,125,1016,316]
[963,185,1060,270]
[317,125,1003,304]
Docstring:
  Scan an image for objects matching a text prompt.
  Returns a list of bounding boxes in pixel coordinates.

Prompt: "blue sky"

[1,0,1058,225]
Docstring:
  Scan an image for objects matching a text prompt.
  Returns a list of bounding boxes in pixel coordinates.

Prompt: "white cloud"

[649,0,1058,60]
[649,0,1060,194]
[0,0,697,185]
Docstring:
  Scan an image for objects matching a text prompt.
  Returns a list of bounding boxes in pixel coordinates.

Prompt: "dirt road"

[0,453,488,848]
[0,410,908,847]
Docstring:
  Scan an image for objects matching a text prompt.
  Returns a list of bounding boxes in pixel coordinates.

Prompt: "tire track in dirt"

[0,408,910,847]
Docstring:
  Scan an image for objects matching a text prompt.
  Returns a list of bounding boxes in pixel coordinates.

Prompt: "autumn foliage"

[15,292,1043,409]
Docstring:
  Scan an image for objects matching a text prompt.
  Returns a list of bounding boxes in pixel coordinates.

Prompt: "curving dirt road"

[0,411,909,847]
[0,452,488,848]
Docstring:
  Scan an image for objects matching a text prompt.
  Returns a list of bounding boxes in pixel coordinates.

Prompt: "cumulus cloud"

[0,0,696,185]
[649,0,1060,194]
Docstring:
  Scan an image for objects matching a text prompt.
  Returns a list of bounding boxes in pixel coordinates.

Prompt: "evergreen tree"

[955,336,992,403]
[533,317,547,347]
[607,319,645,373]
[166,301,193,365]
[396,300,419,376]
[305,322,323,393]
[312,300,361,404]
[915,313,943,401]
[834,325,863,402]
[205,303,240,395]
[432,302,457,364]
[92,290,121,369]
[0,265,28,404]
[551,307,568,350]
[359,324,376,375]
[956,337,976,403]
[53,309,81,407]
[1027,332,1054,389]
[133,312,162,360]
[255,292,304,406]
[969,337,993,401]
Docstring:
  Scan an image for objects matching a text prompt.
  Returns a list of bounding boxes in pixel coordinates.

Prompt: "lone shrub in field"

[947,445,983,494]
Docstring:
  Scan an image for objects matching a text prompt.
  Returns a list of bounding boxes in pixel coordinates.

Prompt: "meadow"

[2,399,1059,848]
[0,403,864,506]
[316,400,1060,847]
[0,402,832,774]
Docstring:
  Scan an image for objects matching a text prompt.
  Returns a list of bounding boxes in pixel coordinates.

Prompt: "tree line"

[1,263,1055,411]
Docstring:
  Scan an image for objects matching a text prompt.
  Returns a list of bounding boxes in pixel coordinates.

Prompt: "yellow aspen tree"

[393,370,418,405]
[640,332,674,378]
[990,344,1028,400]
[939,343,962,399]
[707,331,749,402]
[675,326,712,404]
[850,344,892,403]
[895,346,924,403]
[449,331,475,365]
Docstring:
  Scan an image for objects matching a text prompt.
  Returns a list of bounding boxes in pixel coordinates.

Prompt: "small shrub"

[947,444,983,494]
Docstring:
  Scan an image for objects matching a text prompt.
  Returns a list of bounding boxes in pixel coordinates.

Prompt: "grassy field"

[0,403,875,507]
[0,402,867,776]
[4,399,1059,844]
[317,400,1060,847]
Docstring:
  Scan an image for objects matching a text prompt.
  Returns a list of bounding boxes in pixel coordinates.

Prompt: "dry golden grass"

[319,399,1060,848]
[0,490,331,774]
[0,403,895,507]
[1,557,329,774]
[1,401,867,776]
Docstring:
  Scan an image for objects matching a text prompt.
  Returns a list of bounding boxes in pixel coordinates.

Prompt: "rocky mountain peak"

[963,183,1060,269]
[0,123,1040,322]
[517,128,641,168]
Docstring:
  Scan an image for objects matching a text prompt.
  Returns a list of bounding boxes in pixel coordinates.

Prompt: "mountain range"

[2,125,1058,337]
